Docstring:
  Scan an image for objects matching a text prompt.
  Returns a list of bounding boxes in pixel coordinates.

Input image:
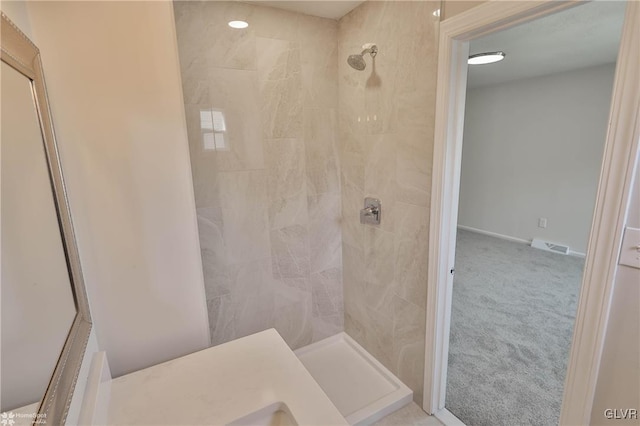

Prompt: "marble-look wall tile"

[274,282,313,349]
[265,138,308,229]
[271,224,311,280]
[207,68,264,171]
[392,295,427,404]
[305,108,340,196]
[197,209,229,300]
[300,16,339,108]
[338,0,441,404]
[308,192,342,273]
[364,134,397,233]
[396,134,433,207]
[176,1,342,351]
[258,38,303,139]
[208,259,276,345]
[218,170,270,264]
[174,1,257,71]
[395,202,429,309]
[183,104,219,209]
[364,226,396,317]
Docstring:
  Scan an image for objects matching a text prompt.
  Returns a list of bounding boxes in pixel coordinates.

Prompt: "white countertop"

[107,329,348,425]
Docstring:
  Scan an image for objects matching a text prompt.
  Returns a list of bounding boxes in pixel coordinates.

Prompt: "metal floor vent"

[531,238,570,255]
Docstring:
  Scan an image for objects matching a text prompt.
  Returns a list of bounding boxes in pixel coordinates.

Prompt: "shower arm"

[362,43,378,57]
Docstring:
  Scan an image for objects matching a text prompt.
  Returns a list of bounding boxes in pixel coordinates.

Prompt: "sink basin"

[227,402,298,426]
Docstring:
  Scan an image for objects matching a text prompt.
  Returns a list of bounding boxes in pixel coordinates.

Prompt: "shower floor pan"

[295,333,412,426]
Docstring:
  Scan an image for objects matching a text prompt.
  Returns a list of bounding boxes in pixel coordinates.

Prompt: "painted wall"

[173,1,343,349]
[458,64,616,254]
[0,0,32,36]
[338,0,440,403]
[25,1,210,377]
[591,157,640,425]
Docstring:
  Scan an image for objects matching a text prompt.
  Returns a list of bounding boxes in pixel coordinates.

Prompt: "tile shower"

[174,0,440,403]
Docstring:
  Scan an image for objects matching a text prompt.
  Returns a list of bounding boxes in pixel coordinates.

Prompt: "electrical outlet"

[538,217,547,228]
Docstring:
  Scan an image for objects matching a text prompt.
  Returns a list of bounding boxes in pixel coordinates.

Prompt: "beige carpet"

[446,229,584,426]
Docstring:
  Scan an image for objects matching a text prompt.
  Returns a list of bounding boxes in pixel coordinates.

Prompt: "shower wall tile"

[218,170,270,265]
[364,134,397,233]
[197,209,229,300]
[174,1,257,71]
[207,259,276,345]
[207,69,264,171]
[339,0,441,403]
[175,1,342,351]
[395,202,430,309]
[270,225,311,280]
[392,295,427,404]
[274,282,313,348]
[308,192,342,273]
[265,138,308,229]
[304,108,340,196]
[260,76,304,139]
[252,6,300,40]
[300,16,339,108]
[396,136,432,207]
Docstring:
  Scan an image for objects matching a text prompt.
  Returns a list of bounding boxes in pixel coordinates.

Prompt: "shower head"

[347,54,366,71]
[347,43,378,71]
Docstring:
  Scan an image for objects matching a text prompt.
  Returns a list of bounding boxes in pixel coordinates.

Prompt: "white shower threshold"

[295,332,413,426]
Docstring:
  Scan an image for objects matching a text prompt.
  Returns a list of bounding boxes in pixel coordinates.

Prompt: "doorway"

[423,1,640,425]
[446,4,625,424]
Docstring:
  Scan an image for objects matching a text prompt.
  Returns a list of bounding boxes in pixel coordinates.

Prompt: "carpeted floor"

[446,229,585,426]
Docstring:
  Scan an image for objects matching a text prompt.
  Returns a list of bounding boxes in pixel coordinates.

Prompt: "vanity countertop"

[107,329,348,425]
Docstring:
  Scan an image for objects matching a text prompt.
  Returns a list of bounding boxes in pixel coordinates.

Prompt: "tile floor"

[373,402,442,426]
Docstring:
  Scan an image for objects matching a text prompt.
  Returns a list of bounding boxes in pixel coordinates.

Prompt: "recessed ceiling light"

[228,20,249,29]
[468,51,506,65]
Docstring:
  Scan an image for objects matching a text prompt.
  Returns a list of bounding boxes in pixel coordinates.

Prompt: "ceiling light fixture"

[468,51,506,65]
[228,20,249,29]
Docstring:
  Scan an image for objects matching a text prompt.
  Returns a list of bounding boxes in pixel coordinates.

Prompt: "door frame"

[423,1,640,425]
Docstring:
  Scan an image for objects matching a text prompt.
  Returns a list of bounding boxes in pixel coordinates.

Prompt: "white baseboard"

[434,408,467,426]
[456,225,587,258]
[456,225,530,245]
[568,250,586,258]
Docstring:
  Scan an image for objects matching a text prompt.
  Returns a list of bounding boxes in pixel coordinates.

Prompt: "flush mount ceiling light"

[468,51,506,65]
[228,20,249,29]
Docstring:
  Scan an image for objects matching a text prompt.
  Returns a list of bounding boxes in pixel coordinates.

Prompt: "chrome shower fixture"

[347,43,378,71]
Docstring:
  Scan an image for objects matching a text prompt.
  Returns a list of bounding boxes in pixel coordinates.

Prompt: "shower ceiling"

[246,1,364,19]
[467,1,626,89]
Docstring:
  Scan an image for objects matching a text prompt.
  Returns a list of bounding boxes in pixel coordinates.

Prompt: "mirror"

[1,12,92,424]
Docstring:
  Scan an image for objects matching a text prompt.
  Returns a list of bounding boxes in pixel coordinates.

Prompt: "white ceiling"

[248,1,364,20]
[467,1,626,89]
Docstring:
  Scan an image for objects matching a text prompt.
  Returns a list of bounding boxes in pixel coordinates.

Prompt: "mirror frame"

[1,12,92,424]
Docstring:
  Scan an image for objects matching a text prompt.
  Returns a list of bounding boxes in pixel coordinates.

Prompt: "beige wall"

[173,1,343,349]
[459,64,616,254]
[26,1,210,377]
[338,0,440,403]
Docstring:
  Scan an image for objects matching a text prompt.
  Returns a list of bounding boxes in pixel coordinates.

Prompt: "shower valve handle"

[360,198,381,225]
